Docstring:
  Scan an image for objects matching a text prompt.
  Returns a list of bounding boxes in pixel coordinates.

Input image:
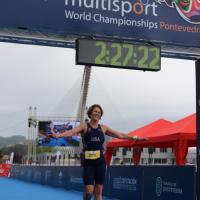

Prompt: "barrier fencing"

[10,165,196,200]
[0,164,11,177]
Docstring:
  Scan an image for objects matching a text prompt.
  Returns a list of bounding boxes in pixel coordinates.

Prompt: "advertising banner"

[43,166,68,188]
[38,120,80,147]
[32,166,43,184]
[143,166,196,200]
[10,165,196,199]
[0,164,11,177]
[0,0,200,48]
[108,166,143,200]
[196,62,200,200]
[53,167,68,188]
[67,166,84,191]
[10,165,20,179]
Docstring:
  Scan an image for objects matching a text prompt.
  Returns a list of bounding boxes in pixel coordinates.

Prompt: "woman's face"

[90,107,102,121]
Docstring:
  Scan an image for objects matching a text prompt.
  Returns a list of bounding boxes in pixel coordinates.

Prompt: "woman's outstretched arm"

[52,123,85,138]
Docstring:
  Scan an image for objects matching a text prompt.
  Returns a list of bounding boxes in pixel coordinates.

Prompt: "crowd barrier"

[10,165,196,200]
[0,164,11,177]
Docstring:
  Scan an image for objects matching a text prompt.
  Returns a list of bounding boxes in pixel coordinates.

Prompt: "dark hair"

[87,104,103,119]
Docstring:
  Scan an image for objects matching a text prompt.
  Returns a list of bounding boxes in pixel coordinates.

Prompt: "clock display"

[76,39,161,71]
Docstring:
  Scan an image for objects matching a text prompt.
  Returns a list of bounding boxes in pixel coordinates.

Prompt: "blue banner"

[0,0,200,48]
[107,166,143,200]
[10,165,195,200]
[52,167,68,188]
[195,61,200,200]
[67,166,84,191]
[143,166,196,200]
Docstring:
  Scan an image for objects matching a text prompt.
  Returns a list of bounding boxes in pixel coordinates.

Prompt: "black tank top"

[82,123,105,151]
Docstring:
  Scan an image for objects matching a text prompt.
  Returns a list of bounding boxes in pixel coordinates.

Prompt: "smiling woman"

[50,104,146,200]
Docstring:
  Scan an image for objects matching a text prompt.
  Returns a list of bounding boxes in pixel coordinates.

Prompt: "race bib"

[85,150,100,160]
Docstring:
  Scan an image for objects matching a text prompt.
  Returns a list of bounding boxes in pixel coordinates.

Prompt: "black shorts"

[82,157,106,185]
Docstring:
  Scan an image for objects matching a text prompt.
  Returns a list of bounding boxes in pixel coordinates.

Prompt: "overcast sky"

[0,42,196,137]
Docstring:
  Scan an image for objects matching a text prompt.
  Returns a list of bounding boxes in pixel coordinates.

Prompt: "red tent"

[105,114,196,166]
[105,118,172,165]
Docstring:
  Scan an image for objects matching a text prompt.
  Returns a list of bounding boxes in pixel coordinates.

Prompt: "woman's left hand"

[129,136,149,141]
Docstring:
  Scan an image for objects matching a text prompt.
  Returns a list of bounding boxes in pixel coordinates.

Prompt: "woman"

[52,104,146,200]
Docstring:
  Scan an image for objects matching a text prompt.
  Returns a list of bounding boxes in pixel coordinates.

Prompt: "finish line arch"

[0,0,199,60]
[0,0,200,199]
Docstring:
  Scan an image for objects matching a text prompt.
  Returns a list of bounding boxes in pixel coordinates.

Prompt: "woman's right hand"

[48,133,59,138]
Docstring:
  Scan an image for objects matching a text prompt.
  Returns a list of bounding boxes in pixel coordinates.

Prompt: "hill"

[0,135,26,148]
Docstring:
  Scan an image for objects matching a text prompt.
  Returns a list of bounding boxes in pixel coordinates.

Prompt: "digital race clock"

[76,39,161,71]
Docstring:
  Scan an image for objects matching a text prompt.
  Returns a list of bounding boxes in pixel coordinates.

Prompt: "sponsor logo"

[64,0,200,32]
[155,177,183,197]
[45,170,51,182]
[113,176,137,191]
[70,176,83,184]
[65,0,158,17]
[58,171,63,184]
[64,0,158,29]
[155,0,200,24]
[156,177,162,196]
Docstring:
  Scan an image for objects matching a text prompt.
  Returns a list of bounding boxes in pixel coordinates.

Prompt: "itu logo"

[156,177,162,197]
[154,0,200,24]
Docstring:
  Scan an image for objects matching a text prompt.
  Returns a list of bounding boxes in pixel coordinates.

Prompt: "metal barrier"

[10,165,196,200]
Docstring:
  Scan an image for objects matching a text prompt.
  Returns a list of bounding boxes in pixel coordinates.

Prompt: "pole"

[32,106,37,164]
[195,60,200,200]
[77,65,92,122]
[77,65,92,154]
[28,106,32,164]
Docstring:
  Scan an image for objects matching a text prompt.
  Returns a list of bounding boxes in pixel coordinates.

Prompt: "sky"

[0,42,196,138]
